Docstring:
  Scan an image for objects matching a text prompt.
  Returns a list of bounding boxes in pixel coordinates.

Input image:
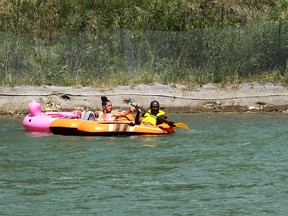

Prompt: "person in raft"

[135,100,175,126]
[82,96,136,121]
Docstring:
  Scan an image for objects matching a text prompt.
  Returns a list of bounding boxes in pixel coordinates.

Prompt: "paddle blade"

[123,98,132,104]
[174,122,189,130]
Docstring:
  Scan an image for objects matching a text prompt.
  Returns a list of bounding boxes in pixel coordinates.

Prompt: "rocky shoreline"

[1,83,288,116]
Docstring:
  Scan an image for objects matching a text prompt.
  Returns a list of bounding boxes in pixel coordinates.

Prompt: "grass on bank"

[2,67,288,88]
[1,19,288,87]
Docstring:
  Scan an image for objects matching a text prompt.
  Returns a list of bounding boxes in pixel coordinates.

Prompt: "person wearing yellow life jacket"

[135,100,175,126]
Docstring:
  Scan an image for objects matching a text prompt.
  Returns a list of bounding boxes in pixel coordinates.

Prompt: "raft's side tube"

[49,119,82,135]
[50,119,176,136]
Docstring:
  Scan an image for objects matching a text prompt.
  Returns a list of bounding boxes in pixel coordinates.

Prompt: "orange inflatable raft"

[49,118,176,136]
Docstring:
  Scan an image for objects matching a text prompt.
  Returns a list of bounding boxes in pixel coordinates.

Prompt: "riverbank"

[1,83,288,116]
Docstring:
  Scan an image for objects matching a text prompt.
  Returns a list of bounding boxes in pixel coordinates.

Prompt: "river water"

[0,113,287,215]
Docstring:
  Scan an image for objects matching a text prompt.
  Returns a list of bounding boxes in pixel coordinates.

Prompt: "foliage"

[1,0,288,86]
[0,0,278,34]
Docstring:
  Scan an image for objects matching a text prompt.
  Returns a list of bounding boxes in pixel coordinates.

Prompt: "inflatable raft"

[49,118,176,136]
[22,100,81,132]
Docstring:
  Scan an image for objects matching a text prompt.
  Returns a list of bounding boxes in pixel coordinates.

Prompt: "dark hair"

[101,96,110,106]
[150,100,160,108]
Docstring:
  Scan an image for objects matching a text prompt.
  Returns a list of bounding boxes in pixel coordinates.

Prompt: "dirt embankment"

[1,83,288,116]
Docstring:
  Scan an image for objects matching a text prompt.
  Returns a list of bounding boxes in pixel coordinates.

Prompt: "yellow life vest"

[141,109,166,126]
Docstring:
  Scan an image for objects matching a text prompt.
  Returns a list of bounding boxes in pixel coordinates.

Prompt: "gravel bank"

[1,83,288,116]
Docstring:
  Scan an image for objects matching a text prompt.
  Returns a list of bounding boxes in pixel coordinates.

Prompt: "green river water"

[0,113,287,215]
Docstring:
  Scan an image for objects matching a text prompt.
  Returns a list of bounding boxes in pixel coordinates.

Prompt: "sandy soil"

[1,83,288,116]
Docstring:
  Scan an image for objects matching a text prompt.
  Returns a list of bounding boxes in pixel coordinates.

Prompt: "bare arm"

[157,115,175,126]
[112,107,136,118]
[135,110,142,124]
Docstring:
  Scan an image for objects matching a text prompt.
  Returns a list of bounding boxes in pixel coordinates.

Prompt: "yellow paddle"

[174,122,189,130]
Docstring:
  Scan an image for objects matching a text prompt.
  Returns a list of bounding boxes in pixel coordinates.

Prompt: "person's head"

[101,96,113,113]
[150,100,160,115]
